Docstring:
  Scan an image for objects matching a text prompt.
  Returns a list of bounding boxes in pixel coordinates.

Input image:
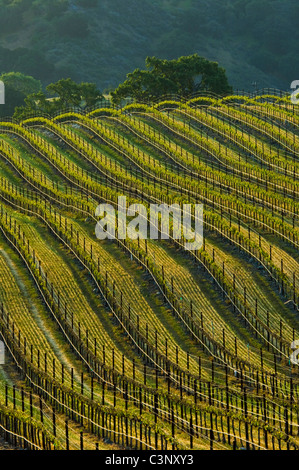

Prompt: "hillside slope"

[0,0,298,92]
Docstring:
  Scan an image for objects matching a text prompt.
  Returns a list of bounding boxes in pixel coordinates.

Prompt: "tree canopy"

[0,72,42,97]
[111,55,233,104]
[13,78,103,120]
[6,56,232,120]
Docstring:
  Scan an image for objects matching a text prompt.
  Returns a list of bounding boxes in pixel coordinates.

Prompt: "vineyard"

[0,90,298,451]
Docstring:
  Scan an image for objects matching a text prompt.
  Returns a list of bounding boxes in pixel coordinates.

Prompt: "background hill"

[0,0,298,92]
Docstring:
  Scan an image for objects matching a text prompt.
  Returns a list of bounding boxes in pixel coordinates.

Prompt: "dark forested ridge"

[0,0,298,92]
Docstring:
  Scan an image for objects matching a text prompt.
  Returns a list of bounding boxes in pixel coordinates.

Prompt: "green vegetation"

[12,78,103,120]
[111,55,232,104]
[0,72,42,117]
[0,92,298,450]
[10,55,231,119]
[0,0,298,451]
[0,0,297,91]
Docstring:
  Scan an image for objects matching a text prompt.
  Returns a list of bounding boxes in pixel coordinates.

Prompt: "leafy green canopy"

[0,72,41,96]
[111,55,233,104]
[13,78,103,120]
[0,72,42,118]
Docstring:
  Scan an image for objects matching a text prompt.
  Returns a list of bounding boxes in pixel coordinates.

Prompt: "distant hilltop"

[0,0,297,91]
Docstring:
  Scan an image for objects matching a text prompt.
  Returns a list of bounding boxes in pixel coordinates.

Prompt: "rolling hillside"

[0,91,298,450]
[0,0,298,91]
